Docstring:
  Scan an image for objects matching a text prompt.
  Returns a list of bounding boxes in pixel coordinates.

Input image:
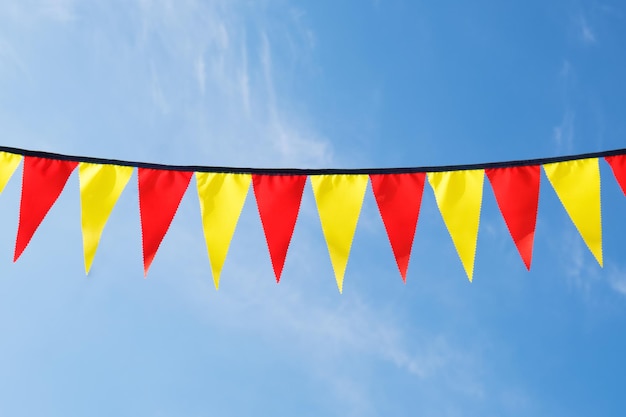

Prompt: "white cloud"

[608,265,626,296]
[553,110,575,153]
[562,229,592,289]
[238,39,251,115]
[289,7,317,51]
[177,259,489,414]
[547,224,607,303]
[559,59,571,79]
[133,0,333,167]
[0,38,26,74]
[150,62,169,114]
[553,60,576,153]
[39,0,76,22]
[195,55,206,95]
[0,0,334,167]
[578,14,596,44]
[0,0,77,23]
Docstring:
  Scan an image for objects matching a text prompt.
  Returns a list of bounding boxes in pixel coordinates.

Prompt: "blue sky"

[1,0,626,416]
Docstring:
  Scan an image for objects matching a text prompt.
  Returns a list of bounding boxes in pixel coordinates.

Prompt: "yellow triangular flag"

[78,162,133,274]
[196,172,251,289]
[0,152,22,194]
[311,174,368,293]
[544,158,602,266]
[428,169,484,282]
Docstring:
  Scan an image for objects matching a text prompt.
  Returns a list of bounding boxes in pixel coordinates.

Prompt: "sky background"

[0,0,626,416]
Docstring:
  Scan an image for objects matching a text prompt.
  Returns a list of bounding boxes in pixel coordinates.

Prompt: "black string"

[2,145,625,175]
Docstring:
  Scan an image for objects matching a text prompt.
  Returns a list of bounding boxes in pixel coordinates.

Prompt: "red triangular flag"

[252,174,307,282]
[15,156,78,261]
[605,155,626,195]
[485,165,540,270]
[370,173,425,282]
[138,168,192,276]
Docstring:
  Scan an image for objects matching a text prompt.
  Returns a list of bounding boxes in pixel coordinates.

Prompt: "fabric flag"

[605,155,626,195]
[428,169,484,282]
[15,156,78,261]
[79,162,133,274]
[0,152,22,195]
[252,174,307,283]
[196,172,251,289]
[370,173,425,282]
[544,158,603,266]
[485,165,540,270]
[138,168,192,275]
[311,174,368,293]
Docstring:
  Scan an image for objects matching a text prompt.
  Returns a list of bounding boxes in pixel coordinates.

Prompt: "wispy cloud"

[598,4,625,20]
[39,0,76,22]
[553,110,575,153]
[150,62,169,114]
[1,0,77,23]
[549,225,607,303]
[178,258,490,415]
[577,13,596,45]
[0,38,26,74]
[0,0,333,167]
[559,59,571,79]
[238,39,251,115]
[133,0,332,167]
[195,55,206,96]
[607,265,626,297]
[553,60,576,153]
[561,229,593,291]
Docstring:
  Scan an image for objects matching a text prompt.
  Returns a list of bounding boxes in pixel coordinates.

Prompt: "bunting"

[485,165,540,270]
[15,157,77,261]
[544,158,603,266]
[252,174,307,282]
[311,174,368,293]
[79,163,133,274]
[196,172,251,289]
[370,173,425,282]
[0,151,22,195]
[0,145,623,291]
[428,169,484,281]
[138,168,193,275]
[605,155,626,196]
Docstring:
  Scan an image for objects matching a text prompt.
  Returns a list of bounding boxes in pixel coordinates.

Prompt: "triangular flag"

[370,173,425,282]
[485,165,540,270]
[605,155,626,196]
[15,156,78,261]
[196,172,251,289]
[311,174,368,293]
[0,152,22,194]
[544,158,602,266]
[252,174,307,283]
[428,169,484,281]
[79,162,133,274]
[138,168,192,275]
